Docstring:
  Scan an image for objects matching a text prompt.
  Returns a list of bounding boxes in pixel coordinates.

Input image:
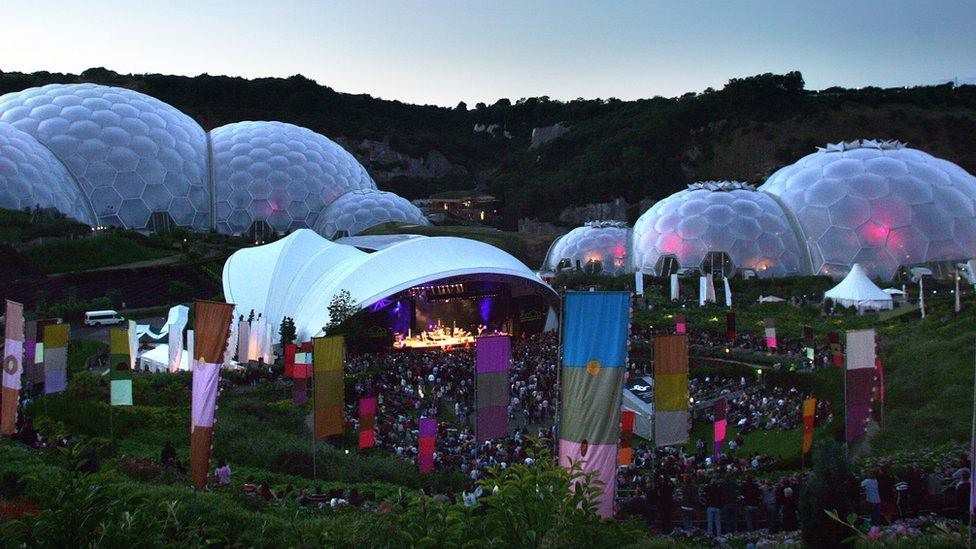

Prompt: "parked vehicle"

[84,310,125,326]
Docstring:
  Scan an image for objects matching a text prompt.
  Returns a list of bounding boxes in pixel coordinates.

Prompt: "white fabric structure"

[757,295,786,303]
[824,263,893,311]
[723,277,733,308]
[168,324,183,373]
[0,83,211,229]
[314,189,429,239]
[140,344,191,373]
[211,121,376,235]
[222,229,559,342]
[136,305,189,341]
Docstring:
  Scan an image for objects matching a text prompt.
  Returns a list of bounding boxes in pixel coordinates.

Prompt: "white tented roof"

[824,263,893,310]
[223,229,558,341]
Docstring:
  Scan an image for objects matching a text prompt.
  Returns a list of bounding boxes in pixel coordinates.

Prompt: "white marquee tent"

[824,263,893,311]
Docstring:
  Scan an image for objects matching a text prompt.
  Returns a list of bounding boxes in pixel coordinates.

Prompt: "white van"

[84,310,125,326]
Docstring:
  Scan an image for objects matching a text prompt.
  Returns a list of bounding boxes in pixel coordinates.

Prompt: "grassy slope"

[20,235,175,274]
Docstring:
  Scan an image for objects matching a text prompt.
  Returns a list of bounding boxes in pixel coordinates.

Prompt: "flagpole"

[968,340,975,548]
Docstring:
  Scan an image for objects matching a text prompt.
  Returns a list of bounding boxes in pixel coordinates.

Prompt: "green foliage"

[167,280,193,301]
[799,441,857,545]
[20,234,174,274]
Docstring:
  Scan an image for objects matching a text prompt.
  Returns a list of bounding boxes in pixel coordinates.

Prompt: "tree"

[279,316,297,346]
[167,281,193,301]
[325,290,358,332]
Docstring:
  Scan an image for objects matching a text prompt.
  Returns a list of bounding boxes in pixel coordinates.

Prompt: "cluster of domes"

[543,220,630,275]
[626,142,976,280]
[0,83,426,237]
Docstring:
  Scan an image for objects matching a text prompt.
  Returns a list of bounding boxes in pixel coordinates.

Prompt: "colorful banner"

[283,343,296,378]
[2,300,24,435]
[764,318,777,350]
[359,396,377,449]
[828,332,843,367]
[294,347,313,378]
[675,314,686,335]
[654,334,690,448]
[713,398,727,462]
[109,327,133,406]
[802,397,817,456]
[874,334,885,405]
[190,300,235,490]
[313,336,345,440]
[559,291,630,518]
[418,417,436,474]
[845,329,876,445]
[43,324,69,395]
[476,335,510,442]
[618,410,635,466]
[726,311,736,341]
[292,377,308,405]
[23,321,37,386]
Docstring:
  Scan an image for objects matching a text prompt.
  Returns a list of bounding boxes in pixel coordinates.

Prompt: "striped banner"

[2,300,24,435]
[828,332,843,367]
[43,324,69,395]
[618,410,635,466]
[713,398,727,462]
[294,346,313,379]
[802,398,817,456]
[313,336,345,440]
[845,329,876,445]
[476,335,510,442]
[675,314,686,335]
[359,396,377,449]
[23,321,36,386]
[418,417,436,474]
[109,327,133,406]
[726,311,736,341]
[764,318,777,350]
[558,291,630,518]
[190,300,235,490]
[654,334,689,448]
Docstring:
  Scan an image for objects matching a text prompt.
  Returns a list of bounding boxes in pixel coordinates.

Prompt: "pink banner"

[191,361,220,429]
[418,417,436,473]
[558,439,618,517]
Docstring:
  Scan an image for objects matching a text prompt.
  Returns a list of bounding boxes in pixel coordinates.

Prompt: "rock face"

[349,138,468,182]
[558,197,629,226]
[518,218,567,234]
[529,123,570,150]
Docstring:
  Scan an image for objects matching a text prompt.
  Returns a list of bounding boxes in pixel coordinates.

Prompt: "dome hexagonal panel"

[632,181,804,277]
[313,189,429,239]
[0,83,209,229]
[0,122,95,225]
[211,121,377,235]
[760,140,976,279]
[543,221,630,275]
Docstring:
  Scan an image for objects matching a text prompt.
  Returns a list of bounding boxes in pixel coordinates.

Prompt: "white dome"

[633,181,805,277]
[0,83,210,229]
[760,140,976,279]
[543,221,630,275]
[313,189,429,239]
[0,122,95,225]
[210,121,376,235]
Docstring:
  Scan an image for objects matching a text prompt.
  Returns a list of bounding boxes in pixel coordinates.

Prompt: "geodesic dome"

[210,121,376,235]
[0,122,95,225]
[313,189,429,239]
[760,140,976,280]
[0,83,210,229]
[632,181,805,277]
[543,221,630,275]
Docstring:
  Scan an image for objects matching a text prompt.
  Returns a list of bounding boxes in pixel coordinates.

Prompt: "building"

[429,190,499,224]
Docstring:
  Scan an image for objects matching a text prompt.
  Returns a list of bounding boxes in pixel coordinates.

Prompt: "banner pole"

[968,340,975,548]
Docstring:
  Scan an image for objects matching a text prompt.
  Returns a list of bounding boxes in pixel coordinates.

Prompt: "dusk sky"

[3,0,975,107]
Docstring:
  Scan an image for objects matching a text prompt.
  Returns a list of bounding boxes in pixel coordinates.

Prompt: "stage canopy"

[824,263,893,311]
[223,229,559,342]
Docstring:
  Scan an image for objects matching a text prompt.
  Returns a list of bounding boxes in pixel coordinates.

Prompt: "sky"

[2,0,975,107]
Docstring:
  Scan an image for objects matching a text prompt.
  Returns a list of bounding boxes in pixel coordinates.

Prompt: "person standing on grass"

[861,471,882,526]
[705,477,723,537]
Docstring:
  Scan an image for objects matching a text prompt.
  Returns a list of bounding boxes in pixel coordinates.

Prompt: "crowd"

[689,375,832,434]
